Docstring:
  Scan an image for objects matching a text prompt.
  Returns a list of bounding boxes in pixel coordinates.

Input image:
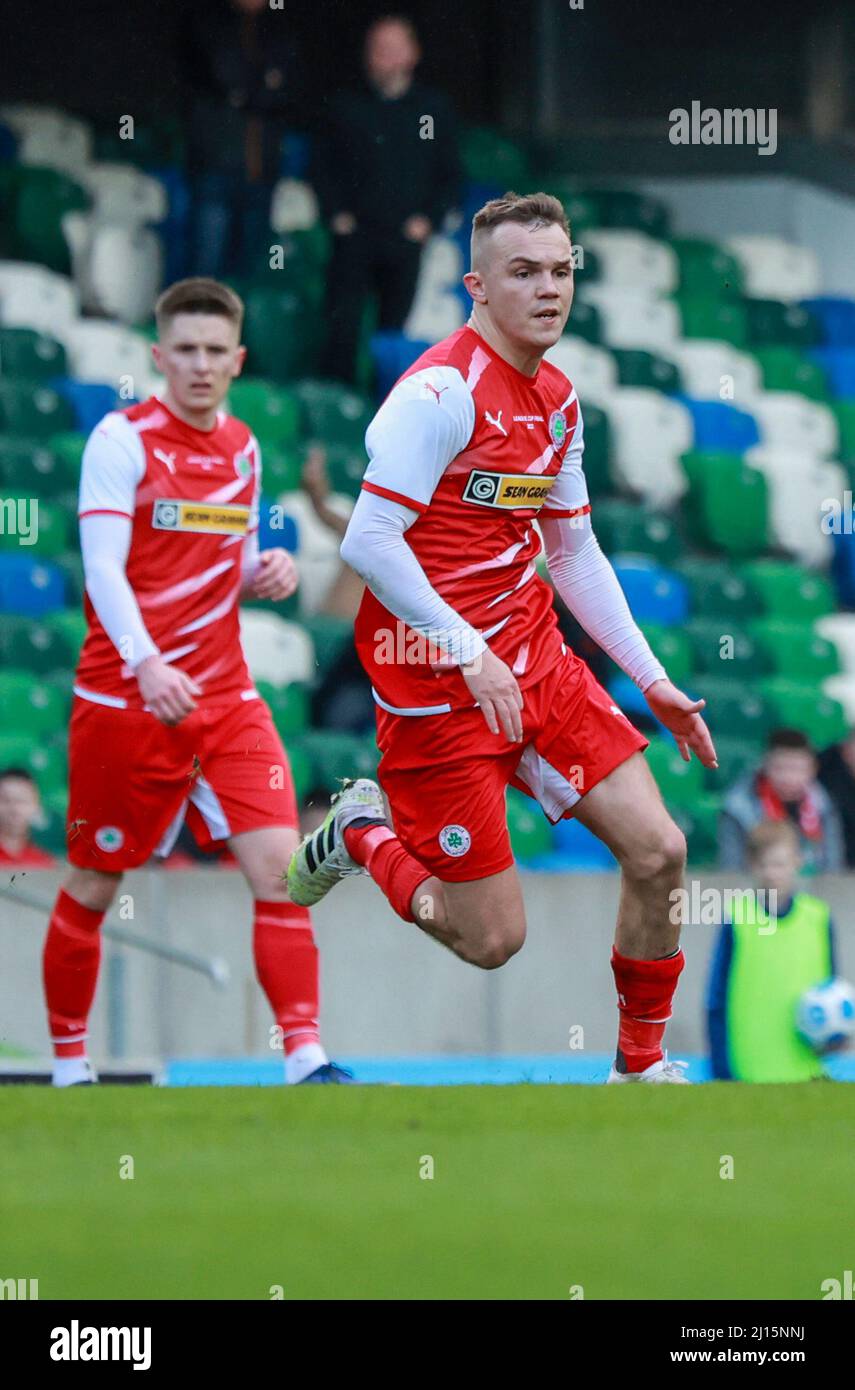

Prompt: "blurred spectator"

[302,445,364,620]
[719,728,844,874]
[179,0,310,278]
[707,820,838,1083]
[0,768,55,868]
[314,15,461,383]
[818,727,855,867]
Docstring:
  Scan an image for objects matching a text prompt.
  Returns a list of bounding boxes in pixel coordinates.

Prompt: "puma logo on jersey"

[485,409,508,436]
[424,382,448,404]
[154,448,177,473]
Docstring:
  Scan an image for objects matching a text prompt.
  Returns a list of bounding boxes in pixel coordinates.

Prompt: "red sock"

[43,889,105,1058]
[611,946,685,1074]
[343,823,433,923]
[253,900,321,1053]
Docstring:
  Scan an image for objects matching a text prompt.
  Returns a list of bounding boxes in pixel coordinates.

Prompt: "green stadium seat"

[244,287,322,383]
[49,432,87,484]
[0,440,67,497]
[300,613,354,681]
[506,787,553,862]
[676,296,748,348]
[645,737,705,803]
[0,611,87,674]
[743,298,821,348]
[584,189,670,238]
[254,680,310,737]
[670,238,744,298]
[292,379,374,453]
[672,792,722,866]
[290,729,378,794]
[12,167,89,273]
[577,402,610,496]
[535,185,599,235]
[260,444,304,494]
[564,299,602,344]
[672,556,762,621]
[610,348,682,394]
[0,382,76,440]
[701,734,764,792]
[0,492,68,557]
[760,679,848,748]
[0,670,67,737]
[593,499,680,565]
[0,734,66,794]
[324,444,367,499]
[684,617,769,677]
[460,127,529,186]
[683,457,768,555]
[752,347,830,402]
[0,327,67,380]
[226,379,302,450]
[748,619,840,682]
[285,742,314,804]
[739,561,836,622]
[690,676,775,741]
[638,624,693,685]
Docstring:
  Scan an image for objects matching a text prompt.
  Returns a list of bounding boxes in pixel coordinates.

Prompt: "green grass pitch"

[2,1084,853,1300]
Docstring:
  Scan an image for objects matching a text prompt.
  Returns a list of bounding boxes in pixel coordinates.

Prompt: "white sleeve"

[79,514,160,670]
[363,364,475,513]
[241,433,262,590]
[78,412,145,520]
[340,489,487,664]
[541,395,591,519]
[540,511,667,692]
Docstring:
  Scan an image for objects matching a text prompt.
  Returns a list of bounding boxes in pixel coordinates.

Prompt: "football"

[796,979,855,1052]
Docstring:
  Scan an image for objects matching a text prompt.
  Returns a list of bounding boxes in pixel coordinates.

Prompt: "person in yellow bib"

[707,820,838,1083]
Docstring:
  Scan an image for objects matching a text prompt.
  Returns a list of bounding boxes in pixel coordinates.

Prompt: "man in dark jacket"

[818,726,855,867]
[314,15,461,384]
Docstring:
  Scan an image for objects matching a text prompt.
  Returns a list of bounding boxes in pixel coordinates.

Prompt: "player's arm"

[539,402,716,767]
[340,368,524,742]
[78,418,200,725]
[239,435,298,602]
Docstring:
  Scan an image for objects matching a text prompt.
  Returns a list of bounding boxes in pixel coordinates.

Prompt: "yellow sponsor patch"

[152,499,250,535]
[462,469,557,510]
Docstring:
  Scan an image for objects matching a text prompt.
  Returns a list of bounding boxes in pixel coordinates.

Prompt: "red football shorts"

[66,695,297,871]
[375,649,648,882]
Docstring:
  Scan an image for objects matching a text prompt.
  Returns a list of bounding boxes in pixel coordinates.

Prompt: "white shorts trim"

[73,684,128,709]
[514,745,581,823]
[371,687,452,717]
[154,773,233,858]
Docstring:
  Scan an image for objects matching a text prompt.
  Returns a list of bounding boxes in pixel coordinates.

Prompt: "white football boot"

[606,1052,691,1084]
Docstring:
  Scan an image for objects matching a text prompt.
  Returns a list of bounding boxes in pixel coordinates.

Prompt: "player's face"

[471,222,574,353]
[152,314,245,416]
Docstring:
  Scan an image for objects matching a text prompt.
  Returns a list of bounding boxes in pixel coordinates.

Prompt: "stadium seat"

[682,456,768,556]
[11,166,89,272]
[506,787,554,863]
[694,676,775,741]
[0,326,67,380]
[666,340,762,401]
[274,491,350,560]
[677,398,760,453]
[676,296,748,348]
[748,391,838,457]
[821,675,855,724]
[290,728,379,794]
[324,444,367,499]
[0,734,66,794]
[244,287,321,382]
[0,439,68,497]
[582,230,678,294]
[545,336,617,401]
[610,559,688,625]
[582,188,671,238]
[460,126,529,186]
[672,793,722,866]
[749,619,839,682]
[0,262,80,334]
[760,678,847,748]
[257,444,303,494]
[405,290,466,343]
[48,431,86,482]
[270,178,320,233]
[0,381,75,438]
[592,499,680,565]
[82,224,163,324]
[576,402,611,497]
[548,815,617,869]
[672,555,761,621]
[564,298,602,344]
[226,378,302,449]
[702,734,764,793]
[239,611,315,684]
[606,674,652,722]
[370,331,432,400]
[831,401,855,462]
[670,237,744,298]
[59,319,153,393]
[52,551,85,606]
[638,623,693,684]
[0,554,65,615]
[602,388,691,505]
[51,380,120,435]
[7,110,92,174]
[815,613,855,673]
[577,286,681,352]
[753,346,830,402]
[80,163,168,225]
[291,379,373,452]
[0,611,86,674]
[809,348,855,400]
[745,454,845,567]
[684,617,767,678]
[644,736,705,802]
[608,347,681,394]
[744,298,821,348]
[254,679,310,736]
[801,297,855,348]
[727,236,821,302]
[0,669,67,735]
[257,498,299,556]
[739,560,836,622]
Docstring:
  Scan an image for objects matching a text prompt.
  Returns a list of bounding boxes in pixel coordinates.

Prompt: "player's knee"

[624,821,687,884]
[64,867,122,913]
[465,927,525,971]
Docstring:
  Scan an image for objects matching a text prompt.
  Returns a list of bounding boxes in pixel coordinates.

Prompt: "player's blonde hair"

[471,191,571,266]
[155,278,244,335]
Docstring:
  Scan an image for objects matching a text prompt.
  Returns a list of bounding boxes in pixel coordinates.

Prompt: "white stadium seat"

[416,235,464,292]
[0,104,73,135]
[749,390,838,458]
[545,336,617,403]
[576,285,682,352]
[273,491,353,559]
[16,115,93,174]
[80,163,167,226]
[726,235,821,302]
[822,676,855,724]
[85,224,162,323]
[816,615,855,675]
[666,338,763,402]
[756,459,846,568]
[582,230,679,294]
[270,178,319,233]
[239,612,315,685]
[0,261,79,333]
[602,388,692,506]
[58,320,153,392]
[404,290,465,343]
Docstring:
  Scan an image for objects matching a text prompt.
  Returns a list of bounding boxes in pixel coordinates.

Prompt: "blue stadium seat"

[0,554,66,615]
[809,348,855,400]
[801,297,855,347]
[611,559,689,625]
[831,530,855,610]
[549,817,618,868]
[675,396,760,453]
[148,165,191,285]
[51,379,121,434]
[608,674,651,721]
[370,331,432,400]
[258,496,298,552]
[0,123,16,163]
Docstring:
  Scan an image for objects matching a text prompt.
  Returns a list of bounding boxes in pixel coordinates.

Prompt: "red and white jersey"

[354,326,589,714]
[75,396,260,708]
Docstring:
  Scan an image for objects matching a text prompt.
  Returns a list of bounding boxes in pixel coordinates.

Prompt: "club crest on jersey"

[549,410,567,449]
[152,499,250,535]
[439,824,471,857]
[233,452,253,481]
[462,469,557,510]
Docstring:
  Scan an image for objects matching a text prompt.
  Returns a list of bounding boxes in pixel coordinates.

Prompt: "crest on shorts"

[548,410,567,449]
[95,825,124,852]
[439,824,471,857]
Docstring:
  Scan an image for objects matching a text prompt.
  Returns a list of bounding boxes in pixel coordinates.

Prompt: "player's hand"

[403,214,432,243]
[251,548,299,601]
[645,678,718,769]
[332,212,357,235]
[135,656,201,726]
[460,647,524,743]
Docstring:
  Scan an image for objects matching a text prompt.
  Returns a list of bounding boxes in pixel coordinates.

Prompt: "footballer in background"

[42,278,351,1087]
[289,192,718,1084]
